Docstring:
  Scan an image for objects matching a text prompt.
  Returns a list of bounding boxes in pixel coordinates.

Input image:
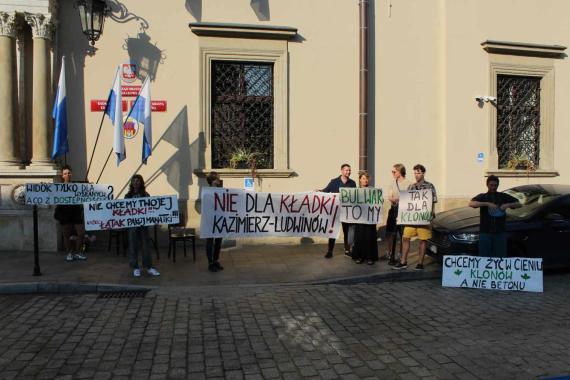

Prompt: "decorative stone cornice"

[24,13,53,40]
[189,22,298,41]
[482,40,567,59]
[0,12,17,38]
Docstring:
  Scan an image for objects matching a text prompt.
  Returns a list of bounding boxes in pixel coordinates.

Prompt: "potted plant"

[506,153,536,171]
[229,148,258,170]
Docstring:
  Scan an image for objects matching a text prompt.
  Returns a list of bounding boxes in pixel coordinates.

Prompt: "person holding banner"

[205,171,225,272]
[351,172,379,265]
[53,165,87,262]
[469,175,521,257]
[385,163,411,265]
[395,164,437,270]
[317,163,357,259]
[125,175,160,277]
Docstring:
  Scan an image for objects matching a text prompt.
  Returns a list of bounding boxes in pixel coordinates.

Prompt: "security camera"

[475,96,497,103]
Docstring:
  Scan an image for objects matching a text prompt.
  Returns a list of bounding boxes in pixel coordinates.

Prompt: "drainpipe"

[359,0,369,172]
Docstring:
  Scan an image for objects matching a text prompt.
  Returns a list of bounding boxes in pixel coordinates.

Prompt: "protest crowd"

[43,160,451,278]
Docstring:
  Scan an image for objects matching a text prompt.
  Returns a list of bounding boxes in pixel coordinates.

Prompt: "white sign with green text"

[442,255,543,293]
[397,189,433,225]
[339,187,384,224]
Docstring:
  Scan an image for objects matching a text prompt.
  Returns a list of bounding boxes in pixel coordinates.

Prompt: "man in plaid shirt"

[394,164,437,270]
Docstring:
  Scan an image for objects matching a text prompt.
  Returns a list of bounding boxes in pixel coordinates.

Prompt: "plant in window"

[229,148,259,170]
[506,153,536,171]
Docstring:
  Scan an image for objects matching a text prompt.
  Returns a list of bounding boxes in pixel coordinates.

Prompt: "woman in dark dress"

[351,172,379,265]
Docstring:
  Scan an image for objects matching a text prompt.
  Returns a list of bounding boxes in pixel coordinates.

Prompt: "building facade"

[1,0,569,250]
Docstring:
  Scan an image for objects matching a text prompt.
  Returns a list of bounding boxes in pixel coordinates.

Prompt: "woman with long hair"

[351,172,379,265]
[125,174,160,277]
[385,163,411,264]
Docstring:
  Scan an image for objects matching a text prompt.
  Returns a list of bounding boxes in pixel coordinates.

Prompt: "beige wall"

[375,0,570,208]
[57,0,361,231]
[443,0,570,195]
[3,0,570,246]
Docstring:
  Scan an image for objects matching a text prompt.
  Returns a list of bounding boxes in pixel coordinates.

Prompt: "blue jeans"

[478,232,507,257]
[128,227,152,269]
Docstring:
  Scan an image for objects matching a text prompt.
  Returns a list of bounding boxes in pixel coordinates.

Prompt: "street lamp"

[77,0,108,46]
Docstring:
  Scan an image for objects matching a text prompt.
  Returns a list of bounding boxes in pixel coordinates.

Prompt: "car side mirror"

[545,213,564,222]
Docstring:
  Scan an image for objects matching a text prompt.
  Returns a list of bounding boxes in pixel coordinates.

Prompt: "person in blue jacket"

[317,163,357,259]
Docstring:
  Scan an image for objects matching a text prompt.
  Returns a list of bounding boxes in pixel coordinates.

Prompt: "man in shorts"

[394,164,437,270]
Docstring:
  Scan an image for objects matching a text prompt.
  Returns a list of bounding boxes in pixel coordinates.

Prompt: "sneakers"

[387,259,397,266]
[65,252,74,262]
[147,268,160,277]
[73,252,87,260]
[393,262,408,270]
[214,262,224,271]
[324,251,333,259]
[415,264,424,271]
[344,250,352,258]
[133,268,141,277]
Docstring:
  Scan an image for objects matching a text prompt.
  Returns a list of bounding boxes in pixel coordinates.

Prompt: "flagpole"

[95,147,114,184]
[84,110,108,182]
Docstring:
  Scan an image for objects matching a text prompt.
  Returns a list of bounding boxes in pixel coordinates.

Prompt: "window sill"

[193,169,296,178]
[486,170,559,178]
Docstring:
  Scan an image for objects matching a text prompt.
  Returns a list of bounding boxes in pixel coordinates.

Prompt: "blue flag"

[127,77,152,164]
[104,66,126,165]
[51,57,68,160]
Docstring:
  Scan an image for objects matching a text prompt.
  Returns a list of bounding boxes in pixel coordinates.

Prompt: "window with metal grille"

[211,61,274,169]
[497,75,541,169]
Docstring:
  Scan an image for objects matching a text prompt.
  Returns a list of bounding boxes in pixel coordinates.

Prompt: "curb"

[313,269,442,285]
[0,282,155,295]
[0,269,443,294]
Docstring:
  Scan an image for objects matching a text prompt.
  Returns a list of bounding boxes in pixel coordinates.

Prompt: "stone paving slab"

[0,240,435,292]
[0,275,569,379]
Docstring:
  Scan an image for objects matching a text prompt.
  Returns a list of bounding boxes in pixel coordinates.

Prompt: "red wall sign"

[90,99,167,112]
[90,100,128,112]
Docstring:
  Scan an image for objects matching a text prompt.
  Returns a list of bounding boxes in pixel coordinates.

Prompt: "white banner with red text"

[200,188,341,238]
[83,195,179,231]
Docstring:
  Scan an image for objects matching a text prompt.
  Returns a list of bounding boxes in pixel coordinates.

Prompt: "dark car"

[427,184,570,267]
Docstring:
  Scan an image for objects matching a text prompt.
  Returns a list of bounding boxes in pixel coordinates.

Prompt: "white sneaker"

[73,252,87,260]
[146,268,160,277]
[133,268,141,277]
[65,253,74,262]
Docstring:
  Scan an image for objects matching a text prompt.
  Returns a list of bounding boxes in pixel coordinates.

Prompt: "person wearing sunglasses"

[385,163,411,264]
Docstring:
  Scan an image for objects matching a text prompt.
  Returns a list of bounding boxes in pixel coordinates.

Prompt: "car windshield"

[505,187,561,218]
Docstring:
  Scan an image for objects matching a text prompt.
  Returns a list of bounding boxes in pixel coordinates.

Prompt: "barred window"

[497,75,541,169]
[211,61,274,169]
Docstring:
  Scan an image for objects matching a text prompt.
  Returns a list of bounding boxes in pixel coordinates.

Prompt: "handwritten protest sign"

[339,187,384,224]
[397,189,433,225]
[83,195,179,231]
[25,183,114,205]
[200,188,341,238]
[442,255,543,292]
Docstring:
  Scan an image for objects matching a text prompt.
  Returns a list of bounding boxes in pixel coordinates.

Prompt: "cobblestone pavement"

[1,276,569,380]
